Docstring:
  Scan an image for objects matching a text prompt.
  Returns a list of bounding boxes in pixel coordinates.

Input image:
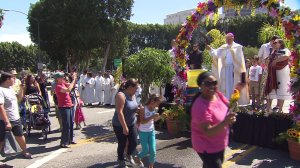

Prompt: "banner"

[187,69,205,87]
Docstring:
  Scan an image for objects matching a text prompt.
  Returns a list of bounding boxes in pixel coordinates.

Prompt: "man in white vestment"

[95,71,104,106]
[206,33,249,105]
[78,70,87,100]
[83,72,95,106]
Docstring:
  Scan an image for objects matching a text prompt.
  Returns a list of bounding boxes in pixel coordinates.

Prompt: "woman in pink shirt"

[191,71,237,168]
[54,72,77,148]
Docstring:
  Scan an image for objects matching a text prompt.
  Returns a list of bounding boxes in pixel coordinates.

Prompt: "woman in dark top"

[24,74,41,95]
[112,78,139,168]
[37,74,50,112]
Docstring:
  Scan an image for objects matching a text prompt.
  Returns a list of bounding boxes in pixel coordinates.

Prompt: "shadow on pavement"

[234,147,300,168]
[87,161,117,168]
[80,124,116,143]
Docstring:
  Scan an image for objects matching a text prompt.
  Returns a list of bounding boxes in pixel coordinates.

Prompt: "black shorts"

[0,119,24,142]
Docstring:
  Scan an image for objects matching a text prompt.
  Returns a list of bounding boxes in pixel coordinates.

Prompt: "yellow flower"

[231,89,240,102]
[294,15,300,21]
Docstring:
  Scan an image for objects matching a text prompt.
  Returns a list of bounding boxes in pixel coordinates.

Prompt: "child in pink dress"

[75,91,86,129]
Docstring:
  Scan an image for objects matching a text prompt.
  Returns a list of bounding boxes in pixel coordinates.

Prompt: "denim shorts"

[0,119,23,142]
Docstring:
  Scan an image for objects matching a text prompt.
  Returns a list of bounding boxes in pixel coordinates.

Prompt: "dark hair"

[191,71,214,107]
[252,55,259,61]
[270,35,280,41]
[145,94,162,105]
[87,72,93,78]
[118,78,138,92]
[0,71,14,84]
[277,39,285,49]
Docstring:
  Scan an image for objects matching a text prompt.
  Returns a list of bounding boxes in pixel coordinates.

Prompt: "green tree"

[0,42,49,72]
[243,46,259,60]
[124,48,175,102]
[202,29,226,70]
[206,14,275,47]
[28,0,133,70]
[258,23,290,48]
[127,23,181,55]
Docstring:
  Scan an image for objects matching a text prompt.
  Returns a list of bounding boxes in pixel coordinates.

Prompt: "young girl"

[74,89,86,129]
[136,94,162,168]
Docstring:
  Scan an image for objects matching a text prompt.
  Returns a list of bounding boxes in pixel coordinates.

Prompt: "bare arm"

[0,105,11,129]
[59,75,77,93]
[139,107,159,124]
[115,92,128,133]
[17,85,24,103]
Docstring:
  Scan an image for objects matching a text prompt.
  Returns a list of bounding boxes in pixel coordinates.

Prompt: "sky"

[0,0,299,46]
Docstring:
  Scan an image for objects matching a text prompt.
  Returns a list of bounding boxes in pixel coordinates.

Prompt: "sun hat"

[10,69,17,75]
[53,72,65,80]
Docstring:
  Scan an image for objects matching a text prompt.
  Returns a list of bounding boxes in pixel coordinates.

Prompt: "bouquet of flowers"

[229,89,240,113]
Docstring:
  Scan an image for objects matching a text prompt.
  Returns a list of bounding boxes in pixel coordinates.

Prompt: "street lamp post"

[2,9,42,70]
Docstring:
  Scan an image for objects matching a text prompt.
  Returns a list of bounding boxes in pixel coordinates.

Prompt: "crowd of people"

[0,32,293,168]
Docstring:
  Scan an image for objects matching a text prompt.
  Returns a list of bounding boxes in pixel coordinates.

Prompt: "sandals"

[22,151,32,159]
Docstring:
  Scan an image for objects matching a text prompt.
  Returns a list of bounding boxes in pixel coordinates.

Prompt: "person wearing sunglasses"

[190,71,242,168]
[265,39,292,113]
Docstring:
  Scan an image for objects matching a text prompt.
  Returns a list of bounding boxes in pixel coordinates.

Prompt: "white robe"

[95,76,104,103]
[78,74,86,99]
[111,84,119,106]
[103,78,112,105]
[83,77,95,104]
[210,42,250,105]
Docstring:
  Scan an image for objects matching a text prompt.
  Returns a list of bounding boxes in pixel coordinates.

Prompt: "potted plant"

[277,118,300,161]
[160,104,187,135]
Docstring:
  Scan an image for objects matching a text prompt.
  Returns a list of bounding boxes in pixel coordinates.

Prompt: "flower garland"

[173,0,300,124]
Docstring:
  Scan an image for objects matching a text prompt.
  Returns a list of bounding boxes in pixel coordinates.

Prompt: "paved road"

[0,105,299,168]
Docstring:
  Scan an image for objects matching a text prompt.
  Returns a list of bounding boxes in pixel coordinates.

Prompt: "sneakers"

[117,160,128,168]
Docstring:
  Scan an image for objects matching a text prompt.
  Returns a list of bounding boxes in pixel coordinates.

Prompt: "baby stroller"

[25,94,51,140]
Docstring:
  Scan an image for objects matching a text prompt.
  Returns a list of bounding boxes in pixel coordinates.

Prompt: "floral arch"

[173,0,300,118]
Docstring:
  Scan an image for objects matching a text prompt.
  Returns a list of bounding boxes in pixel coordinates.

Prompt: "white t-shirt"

[0,87,20,121]
[138,106,155,132]
[249,65,262,82]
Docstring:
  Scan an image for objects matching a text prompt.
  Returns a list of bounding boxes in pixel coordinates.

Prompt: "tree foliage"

[202,29,226,70]
[0,42,49,72]
[205,14,275,47]
[258,23,290,48]
[28,0,133,70]
[124,48,175,102]
[127,23,181,55]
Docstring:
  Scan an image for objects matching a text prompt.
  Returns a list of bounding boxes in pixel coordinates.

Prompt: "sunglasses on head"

[203,80,218,87]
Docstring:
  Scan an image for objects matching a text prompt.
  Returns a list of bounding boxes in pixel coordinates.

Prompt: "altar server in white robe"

[103,73,112,105]
[95,71,104,105]
[83,72,95,105]
[78,70,87,100]
[206,33,249,105]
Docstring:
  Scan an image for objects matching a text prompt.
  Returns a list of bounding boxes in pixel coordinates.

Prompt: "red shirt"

[55,82,73,108]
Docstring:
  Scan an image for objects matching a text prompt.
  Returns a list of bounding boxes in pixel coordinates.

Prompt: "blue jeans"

[59,107,73,145]
[138,130,156,163]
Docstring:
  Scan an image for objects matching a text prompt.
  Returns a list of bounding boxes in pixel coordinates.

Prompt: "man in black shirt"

[188,43,203,69]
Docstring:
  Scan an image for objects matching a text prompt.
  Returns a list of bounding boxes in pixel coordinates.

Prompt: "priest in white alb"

[206,33,249,105]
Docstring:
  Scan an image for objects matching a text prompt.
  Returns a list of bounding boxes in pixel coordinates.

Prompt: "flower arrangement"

[172,0,296,104]
[160,104,186,121]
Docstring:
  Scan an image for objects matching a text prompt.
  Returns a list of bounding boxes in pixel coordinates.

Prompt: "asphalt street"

[0,105,299,168]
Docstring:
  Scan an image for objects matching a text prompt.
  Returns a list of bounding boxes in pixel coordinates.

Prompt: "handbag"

[0,130,22,157]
